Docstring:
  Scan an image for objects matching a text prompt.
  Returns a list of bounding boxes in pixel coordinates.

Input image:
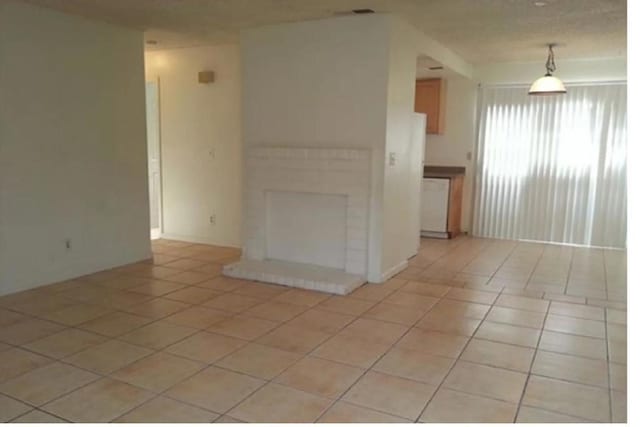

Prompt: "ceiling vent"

[428,66,444,70]
[352,9,375,14]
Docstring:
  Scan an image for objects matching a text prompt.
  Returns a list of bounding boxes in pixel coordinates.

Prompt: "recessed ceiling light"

[146,40,158,45]
[534,1,547,6]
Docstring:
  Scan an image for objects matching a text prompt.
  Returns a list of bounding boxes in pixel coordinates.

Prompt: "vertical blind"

[473,82,627,248]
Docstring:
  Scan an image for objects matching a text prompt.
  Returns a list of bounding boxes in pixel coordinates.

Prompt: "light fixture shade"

[528,74,567,95]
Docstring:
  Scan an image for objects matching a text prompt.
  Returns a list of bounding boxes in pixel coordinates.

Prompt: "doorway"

[146,80,162,239]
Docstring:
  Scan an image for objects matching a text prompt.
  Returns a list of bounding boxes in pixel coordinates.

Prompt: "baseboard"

[159,232,241,249]
[379,259,409,283]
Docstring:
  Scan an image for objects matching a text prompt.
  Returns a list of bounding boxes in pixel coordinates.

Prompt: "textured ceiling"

[21,0,627,63]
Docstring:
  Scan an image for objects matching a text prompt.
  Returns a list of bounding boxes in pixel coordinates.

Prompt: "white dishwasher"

[421,178,450,238]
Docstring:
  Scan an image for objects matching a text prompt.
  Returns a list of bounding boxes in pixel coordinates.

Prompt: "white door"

[146,81,162,239]
[421,178,449,232]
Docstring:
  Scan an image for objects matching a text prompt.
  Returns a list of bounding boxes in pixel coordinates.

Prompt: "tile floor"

[0,236,627,423]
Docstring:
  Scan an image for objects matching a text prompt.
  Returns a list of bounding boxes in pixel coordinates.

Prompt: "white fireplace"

[223,147,371,294]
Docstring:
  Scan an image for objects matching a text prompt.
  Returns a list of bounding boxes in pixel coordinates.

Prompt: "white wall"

[144,45,243,247]
[0,1,150,296]
[380,17,424,277]
[241,15,392,282]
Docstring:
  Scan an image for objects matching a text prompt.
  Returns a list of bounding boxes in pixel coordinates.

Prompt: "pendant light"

[528,44,567,95]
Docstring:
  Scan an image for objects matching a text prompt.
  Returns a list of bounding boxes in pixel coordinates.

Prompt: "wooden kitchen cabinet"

[414,78,445,134]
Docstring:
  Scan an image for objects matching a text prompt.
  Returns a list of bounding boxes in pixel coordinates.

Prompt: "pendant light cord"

[545,44,557,76]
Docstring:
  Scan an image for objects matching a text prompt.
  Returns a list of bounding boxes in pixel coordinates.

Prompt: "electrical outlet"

[466,151,472,161]
[209,214,216,225]
[389,152,397,166]
[209,147,216,159]
[64,238,72,251]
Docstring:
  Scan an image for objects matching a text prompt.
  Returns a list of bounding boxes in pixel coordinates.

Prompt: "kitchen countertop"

[423,165,466,178]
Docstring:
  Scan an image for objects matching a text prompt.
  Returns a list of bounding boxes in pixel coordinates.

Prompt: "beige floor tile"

[443,361,528,403]
[343,371,436,420]
[317,401,408,423]
[285,308,355,334]
[373,346,454,385]
[611,390,627,422]
[196,277,245,292]
[165,366,264,413]
[257,324,330,354]
[165,331,247,363]
[383,291,439,310]
[207,315,279,340]
[232,281,287,299]
[549,301,605,320]
[516,405,589,422]
[0,394,32,422]
[42,378,153,422]
[0,318,66,345]
[163,258,208,270]
[78,311,153,337]
[115,396,219,423]
[272,289,331,307]
[311,334,390,368]
[396,328,469,358]
[111,352,204,392]
[317,296,377,316]
[610,362,626,392]
[486,306,545,328]
[11,409,67,423]
[0,362,98,406]
[203,293,264,313]
[475,321,541,348]
[460,338,535,372]
[123,298,190,319]
[543,293,587,305]
[337,317,408,346]
[163,286,220,304]
[495,294,550,313]
[12,294,80,316]
[445,287,498,304]
[92,290,155,310]
[522,375,610,422]
[401,281,451,297]
[0,308,28,327]
[420,388,518,423]
[429,298,491,319]
[544,314,605,338]
[120,320,197,349]
[531,350,609,388]
[163,306,231,329]
[415,311,480,336]
[228,383,331,423]
[274,356,364,398]
[538,330,607,359]
[128,280,186,296]
[164,271,213,285]
[216,343,300,380]
[244,300,308,323]
[349,283,397,302]
[43,303,113,326]
[23,328,107,359]
[213,415,245,423]
[0,347,53,382]
[98,276,151,291]
[64,339,152,374]
[363,302,427,325]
